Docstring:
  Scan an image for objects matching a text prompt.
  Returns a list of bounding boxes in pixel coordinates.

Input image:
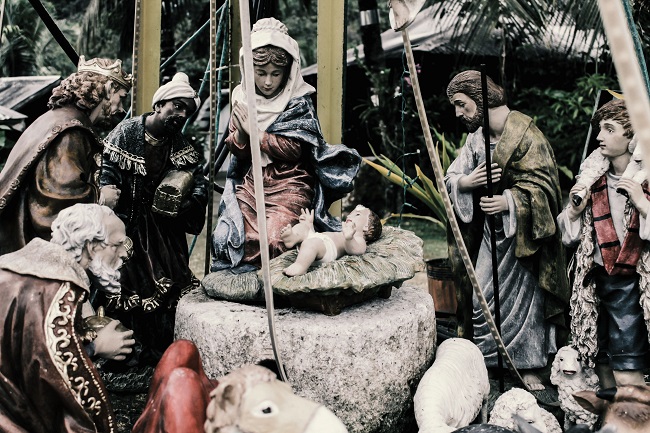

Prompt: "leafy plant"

[1,0,76,77]
[362,133,463,229]
[513,73,617,178]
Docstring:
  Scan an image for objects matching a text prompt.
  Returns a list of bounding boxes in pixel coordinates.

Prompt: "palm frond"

[430,0,547,55]
[0,26,37,76]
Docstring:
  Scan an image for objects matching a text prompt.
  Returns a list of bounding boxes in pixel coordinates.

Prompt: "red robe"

[226,120,314,265]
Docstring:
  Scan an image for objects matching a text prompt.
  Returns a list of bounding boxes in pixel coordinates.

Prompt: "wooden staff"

[480,65,504,391]
[237,0,288,382]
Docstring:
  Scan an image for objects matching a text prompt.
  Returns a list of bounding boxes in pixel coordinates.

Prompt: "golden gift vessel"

[152,169,194,218]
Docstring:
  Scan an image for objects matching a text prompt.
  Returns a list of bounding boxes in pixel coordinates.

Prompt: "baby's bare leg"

[284,238,325,277]
[280,223,304,249]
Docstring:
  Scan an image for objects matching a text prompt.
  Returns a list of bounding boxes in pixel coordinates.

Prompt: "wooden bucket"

[426,258,457,315]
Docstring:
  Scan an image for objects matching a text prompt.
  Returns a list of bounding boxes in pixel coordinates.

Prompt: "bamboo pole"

[237,0,288,382]
[132,0,161,115]
[598,0,650,182]
[317,0,346,218]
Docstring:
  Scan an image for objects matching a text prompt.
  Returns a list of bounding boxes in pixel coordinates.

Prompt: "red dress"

[226,120,314,265]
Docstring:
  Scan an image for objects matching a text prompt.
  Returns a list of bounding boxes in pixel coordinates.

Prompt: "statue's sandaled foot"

[522,371,545,391]
[284,262,309,277]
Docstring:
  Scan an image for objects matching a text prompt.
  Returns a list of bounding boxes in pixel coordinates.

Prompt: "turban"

[151,72,200,112]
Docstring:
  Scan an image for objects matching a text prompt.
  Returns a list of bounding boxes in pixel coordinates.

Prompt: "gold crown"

[77,56,132,91]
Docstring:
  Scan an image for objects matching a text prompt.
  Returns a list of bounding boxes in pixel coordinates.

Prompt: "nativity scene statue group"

[0,1,650,432]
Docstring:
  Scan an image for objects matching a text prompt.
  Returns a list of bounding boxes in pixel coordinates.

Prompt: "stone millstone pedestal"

[175,285,436,433]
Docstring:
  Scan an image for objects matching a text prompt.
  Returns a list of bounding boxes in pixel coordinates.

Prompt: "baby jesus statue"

[280,205,382,276]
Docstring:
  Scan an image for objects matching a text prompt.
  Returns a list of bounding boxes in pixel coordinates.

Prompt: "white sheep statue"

[414,338,490,433]
[549,346,599,430]
[488,388,562,433]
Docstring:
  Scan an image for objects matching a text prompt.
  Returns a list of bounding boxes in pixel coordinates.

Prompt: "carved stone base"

[175,286,436,433]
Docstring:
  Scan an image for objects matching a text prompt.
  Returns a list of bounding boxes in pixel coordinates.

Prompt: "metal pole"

[480,64,504,392]
[26,0,78,65]
[203,0,229,271]
[205,0,218,276]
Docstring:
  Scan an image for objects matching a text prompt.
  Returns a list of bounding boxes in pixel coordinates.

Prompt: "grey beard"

[88,257,121,295]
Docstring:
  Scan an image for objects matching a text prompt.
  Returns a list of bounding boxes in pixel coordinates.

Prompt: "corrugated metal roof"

[0,76,61,110]
[0,105,27,131]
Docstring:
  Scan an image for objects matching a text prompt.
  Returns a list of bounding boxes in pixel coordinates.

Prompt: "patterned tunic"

[98,114,208,359]
[0,239,115,432]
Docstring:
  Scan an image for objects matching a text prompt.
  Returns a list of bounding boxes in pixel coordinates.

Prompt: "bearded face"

[94,85,129,131]
[450,92,485,133]
[162,114,185,133]
[461,102,484,133]
[88,254,122,295]
[90,100,115,131]
[156,98,197,133]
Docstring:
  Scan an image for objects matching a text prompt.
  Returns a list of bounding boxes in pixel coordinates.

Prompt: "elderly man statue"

[0,57,132,255]
[0,203,134,433]
[96,72,208,381]
[444,70,569,390]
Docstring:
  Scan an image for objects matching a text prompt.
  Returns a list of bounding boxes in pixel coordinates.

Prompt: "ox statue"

[204,364,348,433]
[573,385,650,433]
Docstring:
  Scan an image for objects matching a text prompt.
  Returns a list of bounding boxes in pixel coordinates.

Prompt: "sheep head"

[550,346,592,385]
[489,388,549,433]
